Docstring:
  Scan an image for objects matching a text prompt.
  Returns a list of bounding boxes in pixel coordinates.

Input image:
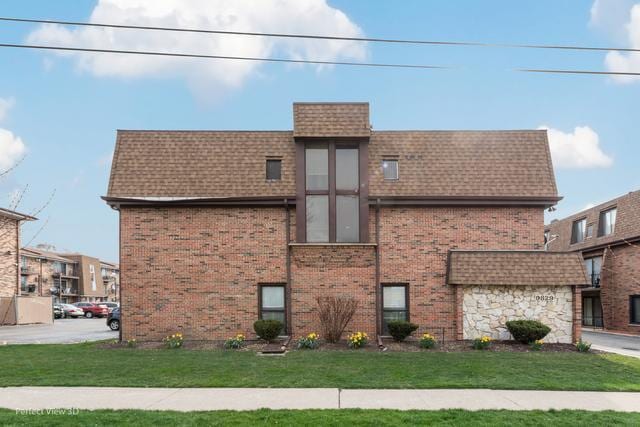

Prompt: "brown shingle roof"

[447,250,588,286]
[545,190,640,252]
[106,103,558,201]
[108,131,296,198]
[293,102,370,137]
[369,130,557,197]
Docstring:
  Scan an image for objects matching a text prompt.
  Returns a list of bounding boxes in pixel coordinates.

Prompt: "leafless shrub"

[316,295,358,343]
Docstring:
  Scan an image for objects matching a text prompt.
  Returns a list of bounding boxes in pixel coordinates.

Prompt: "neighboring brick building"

[0,208,36,297]
[105,102,587,343]
[21,247,119,303]
[545,190,640,335]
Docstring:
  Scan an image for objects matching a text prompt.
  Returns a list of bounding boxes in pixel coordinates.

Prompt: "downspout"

[118,209,122,343]
[285,199,292,337]
[15,220,20,296]
[375,198,381,336]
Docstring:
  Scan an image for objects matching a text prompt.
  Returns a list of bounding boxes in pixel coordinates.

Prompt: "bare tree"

[316,295,358,343]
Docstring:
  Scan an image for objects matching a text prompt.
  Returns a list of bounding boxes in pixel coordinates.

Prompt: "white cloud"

[592,1,640,83]
[26,0,367,97]
[0,97,15,122]
[539,125,613,169]
[0,128,27,171]
[590,0,635,41]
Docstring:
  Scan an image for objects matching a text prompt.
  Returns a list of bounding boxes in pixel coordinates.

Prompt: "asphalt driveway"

[582,330,640,358]
[0,318,117,344]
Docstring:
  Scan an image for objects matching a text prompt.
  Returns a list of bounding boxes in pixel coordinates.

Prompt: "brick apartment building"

[21,247,120,303]
[104,102,587,343]
[0,208,36,297]
[545,190,640,335]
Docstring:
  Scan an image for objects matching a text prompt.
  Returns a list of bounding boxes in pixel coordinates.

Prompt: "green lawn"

[2,342,640,390]
[2,409,640,426]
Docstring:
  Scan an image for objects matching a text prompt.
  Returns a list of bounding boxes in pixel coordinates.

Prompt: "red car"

[74,302,109,318]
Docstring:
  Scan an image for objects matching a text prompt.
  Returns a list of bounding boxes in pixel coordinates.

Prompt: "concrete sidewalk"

[1,387,639,412]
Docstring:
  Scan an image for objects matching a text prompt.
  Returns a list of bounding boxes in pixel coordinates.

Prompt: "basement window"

[266,159,282,181]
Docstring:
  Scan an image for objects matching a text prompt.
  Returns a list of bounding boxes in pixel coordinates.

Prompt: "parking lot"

[0,318,117,344]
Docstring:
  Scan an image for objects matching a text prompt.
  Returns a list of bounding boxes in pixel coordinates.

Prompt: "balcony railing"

[590,273,601,288]
[20,266,35,275]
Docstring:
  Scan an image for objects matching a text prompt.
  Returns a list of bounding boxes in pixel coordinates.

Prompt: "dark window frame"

[258,284,287,334]
[265,158,282,181]
[571,217,587,244]
[304,141,360,243]
[631,295,640,325]
[598,207,617,237]
[381,284,410,335]
[382,159,399,181]
[583,256,602,287]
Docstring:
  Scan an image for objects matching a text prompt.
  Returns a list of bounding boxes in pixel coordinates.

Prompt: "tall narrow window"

[631,296,640,325]
[571,218,586,244]
[382,159,399,180]
[336,147,359,242]
[304,143,360,243]
[382,284,408,334]
[266,159,281,180]
[583,256,602,287]
[599,207,617,236]
[259,285,286,334]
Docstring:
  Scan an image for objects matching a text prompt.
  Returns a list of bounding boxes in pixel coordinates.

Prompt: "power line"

[1,42,640,76]
[0,43,450,69]
[1,15,639,54]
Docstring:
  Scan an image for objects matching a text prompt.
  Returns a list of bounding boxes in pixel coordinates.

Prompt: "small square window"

[382,159,398,180]
[266,159,281,180]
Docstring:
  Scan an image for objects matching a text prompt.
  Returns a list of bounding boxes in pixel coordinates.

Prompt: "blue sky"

[0,0,639,262]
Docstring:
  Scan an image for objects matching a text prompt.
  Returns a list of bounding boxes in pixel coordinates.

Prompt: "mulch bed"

[99,338,589,353]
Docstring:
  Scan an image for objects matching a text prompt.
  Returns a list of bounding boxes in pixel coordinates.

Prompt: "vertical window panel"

[306,195,329,242]
[336,195,359,243]
[336,148,359,190]
[305,146,328,190]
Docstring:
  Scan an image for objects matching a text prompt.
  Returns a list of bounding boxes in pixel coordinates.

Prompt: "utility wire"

[0,42,450,69]
[1,42,640,76]
[1,16,639,53]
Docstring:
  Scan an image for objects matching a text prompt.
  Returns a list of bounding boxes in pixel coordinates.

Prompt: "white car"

[60,304,84,318]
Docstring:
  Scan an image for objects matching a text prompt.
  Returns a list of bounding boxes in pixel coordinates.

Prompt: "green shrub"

[575,340,592,353]
[506,320,551,344]
[419,332,436,349]
[472,336,492,350]
[253,319,283,342]
[386,321,419,342]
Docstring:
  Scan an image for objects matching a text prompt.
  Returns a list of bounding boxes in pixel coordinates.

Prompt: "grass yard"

[2,409,640,426]
[1,342,640,390]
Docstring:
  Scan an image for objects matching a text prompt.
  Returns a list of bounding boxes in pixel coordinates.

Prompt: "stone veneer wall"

[462,285,573,343]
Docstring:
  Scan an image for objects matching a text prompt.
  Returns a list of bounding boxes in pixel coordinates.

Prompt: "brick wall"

[290,244,376,337]
[600,245,640,334]
[120,206,287,341]
[379,206,544,341]
[120,204,546,342]
[0,219,18,298]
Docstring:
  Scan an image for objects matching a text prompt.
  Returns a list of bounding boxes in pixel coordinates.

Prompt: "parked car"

[74,302,109,318]
[53,304,63,319]
[107,307,120,331]
[102,302,119,313]
[60,303,84,318]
